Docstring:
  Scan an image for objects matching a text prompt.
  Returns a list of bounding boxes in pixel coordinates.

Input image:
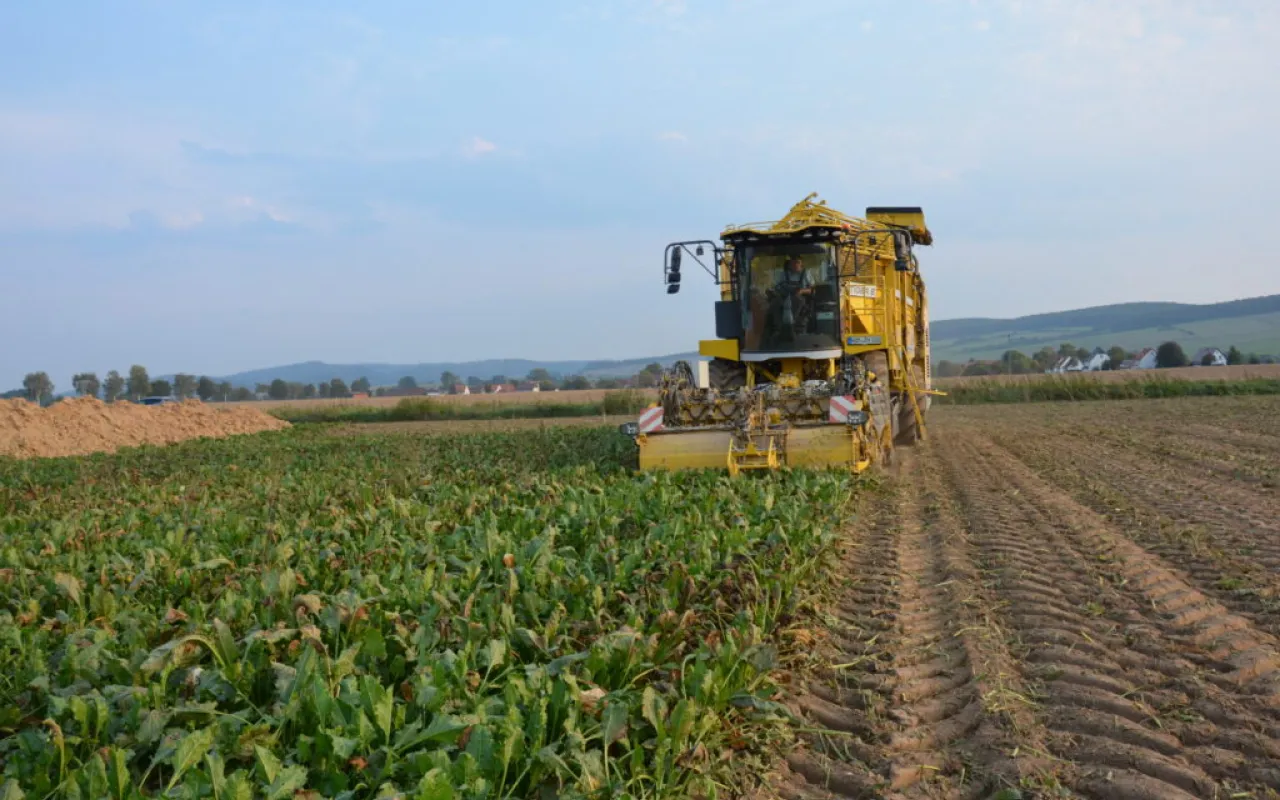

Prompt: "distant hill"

[139,294,1280,391]
[213,353,699,388]
[931,294,1280,363]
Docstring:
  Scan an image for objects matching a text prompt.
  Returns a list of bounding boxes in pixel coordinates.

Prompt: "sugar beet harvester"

[621,193,938,475]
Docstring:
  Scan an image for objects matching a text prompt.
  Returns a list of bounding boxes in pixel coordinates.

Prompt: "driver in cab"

[775,256,813,297]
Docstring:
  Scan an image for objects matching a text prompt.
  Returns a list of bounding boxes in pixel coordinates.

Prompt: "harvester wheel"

[709,358,747,391]
[895,365,928,445]
[862,351,889,384]
[896,402,919,445]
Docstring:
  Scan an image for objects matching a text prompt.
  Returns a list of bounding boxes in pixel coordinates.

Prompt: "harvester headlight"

[619,422,640,437]
[846,410,869,427]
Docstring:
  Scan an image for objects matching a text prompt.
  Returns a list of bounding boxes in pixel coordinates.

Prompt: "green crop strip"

[0,426,859,799]
[269,391,652,425]
[934,376,1280,405]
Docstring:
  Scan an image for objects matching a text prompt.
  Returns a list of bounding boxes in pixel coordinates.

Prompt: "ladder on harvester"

[727,397,785,475]
[727,430,783,476]
[897,345,945,442]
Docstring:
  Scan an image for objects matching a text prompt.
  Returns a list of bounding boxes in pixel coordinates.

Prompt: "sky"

[2,0,1279,388]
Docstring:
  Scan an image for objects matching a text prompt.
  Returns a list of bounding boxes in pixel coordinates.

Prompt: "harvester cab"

[624,193,939,474]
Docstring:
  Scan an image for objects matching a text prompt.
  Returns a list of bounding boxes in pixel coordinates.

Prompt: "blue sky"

[2,0,1278,388]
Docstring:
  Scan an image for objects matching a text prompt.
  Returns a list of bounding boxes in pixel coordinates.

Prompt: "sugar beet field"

[3,396,1280,799]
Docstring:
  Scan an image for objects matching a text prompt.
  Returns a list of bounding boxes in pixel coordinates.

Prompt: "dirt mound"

[0,397,290,460]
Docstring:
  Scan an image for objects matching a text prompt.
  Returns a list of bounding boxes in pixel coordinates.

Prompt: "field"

[0,424,857,799]
[4,395,1280,798]
[934,363,1280,387]
[237,389,654,413]
[780,395,1280,799]
[331,416,637,436]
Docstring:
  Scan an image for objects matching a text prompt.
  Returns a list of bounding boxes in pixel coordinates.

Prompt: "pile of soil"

[0,397,290,460]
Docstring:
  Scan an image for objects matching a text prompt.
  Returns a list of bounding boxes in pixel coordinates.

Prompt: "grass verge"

[935,376,1280,405]
[271,389,651,424]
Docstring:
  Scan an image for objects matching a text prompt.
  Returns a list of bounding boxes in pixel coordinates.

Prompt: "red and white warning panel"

[828,395,858,424]
[638,406,665,433]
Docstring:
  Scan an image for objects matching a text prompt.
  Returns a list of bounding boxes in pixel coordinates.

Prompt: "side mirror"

[619,422,639,437]
[666,245,682,293]
[695,245,704,255]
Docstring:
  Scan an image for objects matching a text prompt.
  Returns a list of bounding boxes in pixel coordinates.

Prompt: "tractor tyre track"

[771,398,1280,800]
[942,429,1280,794]
[981,422,1280,636]
[781,451,1059,799]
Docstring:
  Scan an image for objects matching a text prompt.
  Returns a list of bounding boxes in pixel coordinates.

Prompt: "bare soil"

[772,395,1280,799]
[0,397,290,460]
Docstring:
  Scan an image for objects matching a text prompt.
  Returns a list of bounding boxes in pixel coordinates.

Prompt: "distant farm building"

[1080,348,1111,371]
[1120,347,1158,370]
[1190,347,1228,367]
[1047,357,1084,374]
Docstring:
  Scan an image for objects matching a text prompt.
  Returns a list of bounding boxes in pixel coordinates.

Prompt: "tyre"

[895,365,929,445]
[709,358,747,391]
[896,399,919,445]
[862,351,889,383]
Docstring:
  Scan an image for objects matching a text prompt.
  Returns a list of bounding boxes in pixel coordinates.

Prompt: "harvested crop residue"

[0,397,290,459]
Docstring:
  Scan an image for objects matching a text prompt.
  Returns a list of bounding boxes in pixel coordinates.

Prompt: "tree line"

[934,341,1267,378]
[11,363,675,405]
[11,366,255,405]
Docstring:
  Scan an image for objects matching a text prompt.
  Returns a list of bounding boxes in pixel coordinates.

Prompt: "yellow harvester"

[621,193,937,474]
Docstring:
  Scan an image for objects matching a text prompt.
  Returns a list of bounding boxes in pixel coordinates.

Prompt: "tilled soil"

[774,396,1280,799]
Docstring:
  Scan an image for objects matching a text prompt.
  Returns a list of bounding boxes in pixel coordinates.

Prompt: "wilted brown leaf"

[579,687,606,715]
[293,594,323,616]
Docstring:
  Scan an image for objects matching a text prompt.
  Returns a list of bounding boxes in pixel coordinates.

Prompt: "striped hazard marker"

[638,406,665,433]
[828,395,858,424]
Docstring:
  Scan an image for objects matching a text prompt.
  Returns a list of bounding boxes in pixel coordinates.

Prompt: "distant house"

[1189,347,1228,367]
[1047,356,1084,374]
[1123,347,1158,370]
[382,386,426,397]
[1081,348,1111,372]
[515,382,541,392]
[351,392,370,399]
[489,383,517,394]
[451,384,471,395]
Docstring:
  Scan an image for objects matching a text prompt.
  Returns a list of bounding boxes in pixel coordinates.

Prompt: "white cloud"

[972,19,991,31]
[160,211,205,230]
[226,195,295,224]
[657,131,688,142]
[860,20,874,31]
[464,136,498,156]
[654,0,687,16]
